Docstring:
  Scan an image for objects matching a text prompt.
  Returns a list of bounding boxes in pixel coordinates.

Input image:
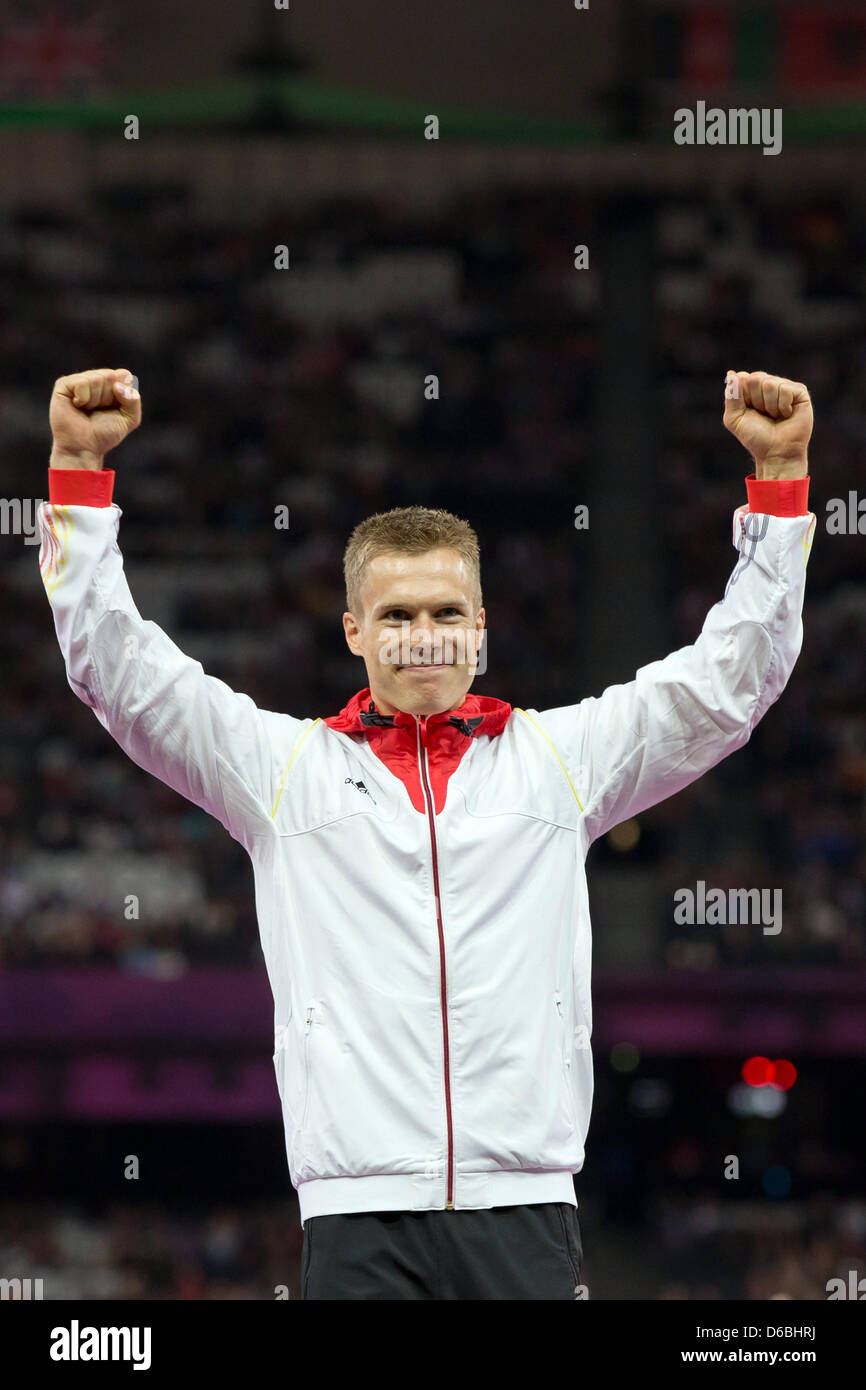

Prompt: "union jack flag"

[0,2,111,101]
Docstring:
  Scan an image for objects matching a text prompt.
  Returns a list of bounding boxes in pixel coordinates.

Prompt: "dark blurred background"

[0,0,865,1298]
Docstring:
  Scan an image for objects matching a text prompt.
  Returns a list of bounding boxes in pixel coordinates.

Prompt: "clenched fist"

[49,367,142,470]
[723,370,812,480]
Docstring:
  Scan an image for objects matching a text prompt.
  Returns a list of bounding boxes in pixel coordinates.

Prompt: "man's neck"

[369,691,468,719]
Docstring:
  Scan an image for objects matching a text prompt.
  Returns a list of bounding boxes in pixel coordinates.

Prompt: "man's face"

[343,547,485,717]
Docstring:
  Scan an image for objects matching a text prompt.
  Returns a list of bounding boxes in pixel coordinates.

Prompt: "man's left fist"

[723,370,812,480]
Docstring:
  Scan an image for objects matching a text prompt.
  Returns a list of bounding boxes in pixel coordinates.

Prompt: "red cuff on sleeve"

[745,473,810,517]
[48,468,115,507]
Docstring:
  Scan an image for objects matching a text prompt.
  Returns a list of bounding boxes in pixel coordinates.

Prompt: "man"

[39,366,814,1300]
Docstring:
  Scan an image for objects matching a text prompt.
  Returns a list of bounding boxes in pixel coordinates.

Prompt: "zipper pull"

[305,1006,314,1029]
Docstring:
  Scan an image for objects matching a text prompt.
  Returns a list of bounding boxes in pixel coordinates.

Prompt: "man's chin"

[383,667,471,716]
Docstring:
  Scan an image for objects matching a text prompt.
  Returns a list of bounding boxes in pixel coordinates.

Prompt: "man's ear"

[343,610,363,656]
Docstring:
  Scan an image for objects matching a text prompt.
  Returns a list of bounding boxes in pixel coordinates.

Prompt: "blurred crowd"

[1,1191,862,1300]
[0,1198,304,1300]
[651,189,866,971]
[650,1191,866,1301]
[0,182,862,969]
[0,179,862,1303]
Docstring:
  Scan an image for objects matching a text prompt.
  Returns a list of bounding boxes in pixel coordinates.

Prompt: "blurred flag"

[651,4,776,86]
[781,8,866,92]
[651,2,866,91]
[0,1,111,101]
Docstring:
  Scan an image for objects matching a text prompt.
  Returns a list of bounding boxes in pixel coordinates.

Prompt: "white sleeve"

[38,500,311,844]
[525,506,816,846]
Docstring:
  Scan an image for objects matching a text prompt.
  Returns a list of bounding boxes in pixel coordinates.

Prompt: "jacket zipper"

[415,715,454,1210]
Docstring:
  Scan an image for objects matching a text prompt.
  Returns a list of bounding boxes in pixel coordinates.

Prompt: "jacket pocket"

[273,1000,322,1170]
[297,998,328,1154]
[300,1001,317,1132]
[554,991,576,1134]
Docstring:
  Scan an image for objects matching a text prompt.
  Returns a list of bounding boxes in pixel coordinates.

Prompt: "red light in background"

[742,1056,798,1089]
[742,1056,772,1087]
[768,1059,797,1091]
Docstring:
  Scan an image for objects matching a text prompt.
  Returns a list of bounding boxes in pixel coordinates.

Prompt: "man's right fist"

[49,367,141,469]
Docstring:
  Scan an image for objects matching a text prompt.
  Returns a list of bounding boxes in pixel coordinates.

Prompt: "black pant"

[300,1202,583,1300]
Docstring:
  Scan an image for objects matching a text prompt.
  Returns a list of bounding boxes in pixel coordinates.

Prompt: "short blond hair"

[343,505,482,619]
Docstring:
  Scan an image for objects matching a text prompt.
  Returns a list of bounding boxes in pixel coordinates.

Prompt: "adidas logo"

[344,776,377,805]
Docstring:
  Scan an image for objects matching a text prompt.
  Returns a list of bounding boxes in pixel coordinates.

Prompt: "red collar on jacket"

[323,687,512,813]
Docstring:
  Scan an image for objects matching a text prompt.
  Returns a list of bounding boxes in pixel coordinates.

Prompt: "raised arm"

[527,370,816,846]
[39,367,310,847]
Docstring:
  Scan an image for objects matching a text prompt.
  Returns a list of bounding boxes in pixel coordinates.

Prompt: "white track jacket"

[38,469,815,1224]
